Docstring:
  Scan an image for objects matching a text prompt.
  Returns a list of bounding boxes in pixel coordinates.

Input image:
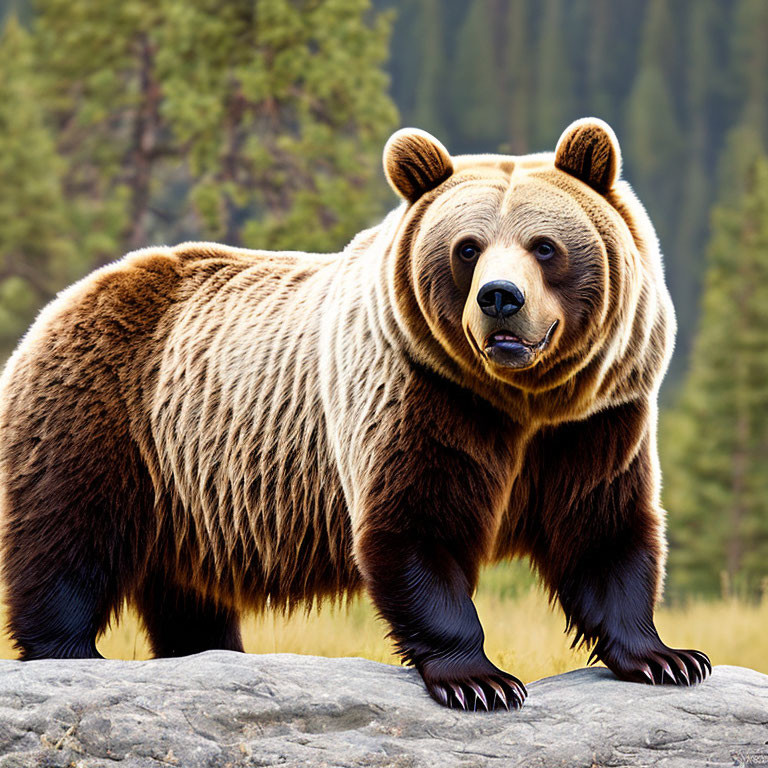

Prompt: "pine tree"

[449,0,503,149]
[531,0,574,149]
[582,0,612,120]
[624,0,684,200]
[409,0,447,138]
[501,0,531,154]
[33,0,170,257]
[729,0,768,147]
[672,0,720,375]
[30,0,397,256]
[0,15,78,355]
[158,0,398,251]
[663,156,768,597]
[624,0,684,356]
[713,0,768,208]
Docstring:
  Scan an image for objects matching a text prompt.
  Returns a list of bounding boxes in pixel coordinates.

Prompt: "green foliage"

[672,0,721,361]
[2,0,768,596]
[531,0,574,149]
[729,0,768,144]
[0,0,396,355]
[33,0,159,255]
[158,0,397,251]
[663,156,768,598]
[0,15,79,351]
[623,0,684,286]
[408,0,447,137]
[501,0,532,154]
[31,0,397,254]
[450,0,502,146]
[475,560,537,600]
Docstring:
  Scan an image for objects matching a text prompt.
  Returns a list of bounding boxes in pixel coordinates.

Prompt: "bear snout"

[476,280,525,319]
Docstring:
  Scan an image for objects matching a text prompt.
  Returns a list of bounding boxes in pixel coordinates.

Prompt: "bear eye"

[457,240,482,263]
[534,240,556,261]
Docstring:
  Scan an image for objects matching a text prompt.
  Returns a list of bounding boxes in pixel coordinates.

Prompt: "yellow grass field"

[1,564,765,680]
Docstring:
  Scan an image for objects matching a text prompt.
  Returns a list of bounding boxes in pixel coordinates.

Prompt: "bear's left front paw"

[603,644,711,686]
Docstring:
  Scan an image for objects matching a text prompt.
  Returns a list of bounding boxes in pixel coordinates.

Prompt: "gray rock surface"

[0,652,766,768]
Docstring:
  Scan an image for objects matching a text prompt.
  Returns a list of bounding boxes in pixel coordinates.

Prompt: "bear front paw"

[420,659,527,711]
[603,644,711,686]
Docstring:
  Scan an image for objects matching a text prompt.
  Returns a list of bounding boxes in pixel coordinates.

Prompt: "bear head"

[383,118,672,413]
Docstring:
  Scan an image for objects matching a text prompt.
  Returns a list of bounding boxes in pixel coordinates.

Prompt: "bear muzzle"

[482,319,559,369]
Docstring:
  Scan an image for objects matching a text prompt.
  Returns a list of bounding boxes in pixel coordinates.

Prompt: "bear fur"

[0,119,709,709]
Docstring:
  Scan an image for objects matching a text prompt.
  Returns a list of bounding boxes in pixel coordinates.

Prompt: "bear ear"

[383,128,454,203]
[554,118,622,194]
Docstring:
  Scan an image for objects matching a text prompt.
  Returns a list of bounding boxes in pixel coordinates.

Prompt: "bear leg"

[358,533,526,711]
[554,539,712,685]
[532,439,712,686]
[1,465,130,660]
[3,548,117,660]
[135,576,244,658]
[0,324,156,660]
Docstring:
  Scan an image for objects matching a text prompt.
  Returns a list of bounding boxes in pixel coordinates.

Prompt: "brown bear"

[0,118,709,710]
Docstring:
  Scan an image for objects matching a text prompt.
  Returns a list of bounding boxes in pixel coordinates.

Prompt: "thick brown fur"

[0,119,709,709]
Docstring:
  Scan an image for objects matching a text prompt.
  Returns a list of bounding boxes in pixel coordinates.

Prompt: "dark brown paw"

[604,646,711,686]
[423,669,527,711]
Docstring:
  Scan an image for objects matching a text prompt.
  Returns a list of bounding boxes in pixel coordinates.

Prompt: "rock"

[0,652,765,768]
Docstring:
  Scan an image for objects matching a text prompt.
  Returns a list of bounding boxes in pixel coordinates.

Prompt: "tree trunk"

[126,33,162,252]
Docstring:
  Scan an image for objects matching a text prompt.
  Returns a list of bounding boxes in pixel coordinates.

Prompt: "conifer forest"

[1,0,767,600]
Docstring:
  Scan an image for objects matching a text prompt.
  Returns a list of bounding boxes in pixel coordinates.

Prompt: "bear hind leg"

[136,575,244,658]
[3,549,119,660]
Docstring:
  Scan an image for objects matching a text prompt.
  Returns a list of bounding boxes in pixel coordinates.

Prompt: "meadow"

[1,563,764,681]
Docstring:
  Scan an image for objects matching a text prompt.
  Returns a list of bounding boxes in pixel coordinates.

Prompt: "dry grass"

[1,564,764,681]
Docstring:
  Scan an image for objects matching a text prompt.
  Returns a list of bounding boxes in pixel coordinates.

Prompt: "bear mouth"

[482,321,559,369]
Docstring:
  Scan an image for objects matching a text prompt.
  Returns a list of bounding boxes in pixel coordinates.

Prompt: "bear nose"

[477,280,525,318]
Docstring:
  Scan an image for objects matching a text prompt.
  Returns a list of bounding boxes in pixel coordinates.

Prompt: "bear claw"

[612,646,711,686]
[431,683,450,707]
[449,682,467,710]
[427,673,526,712]
[467,680,489,711]
[485,678,508,709]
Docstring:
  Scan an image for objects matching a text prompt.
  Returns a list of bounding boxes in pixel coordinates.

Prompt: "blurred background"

[0,0,766,672]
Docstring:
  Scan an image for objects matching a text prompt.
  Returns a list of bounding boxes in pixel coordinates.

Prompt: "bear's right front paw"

[421,660,527,711]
